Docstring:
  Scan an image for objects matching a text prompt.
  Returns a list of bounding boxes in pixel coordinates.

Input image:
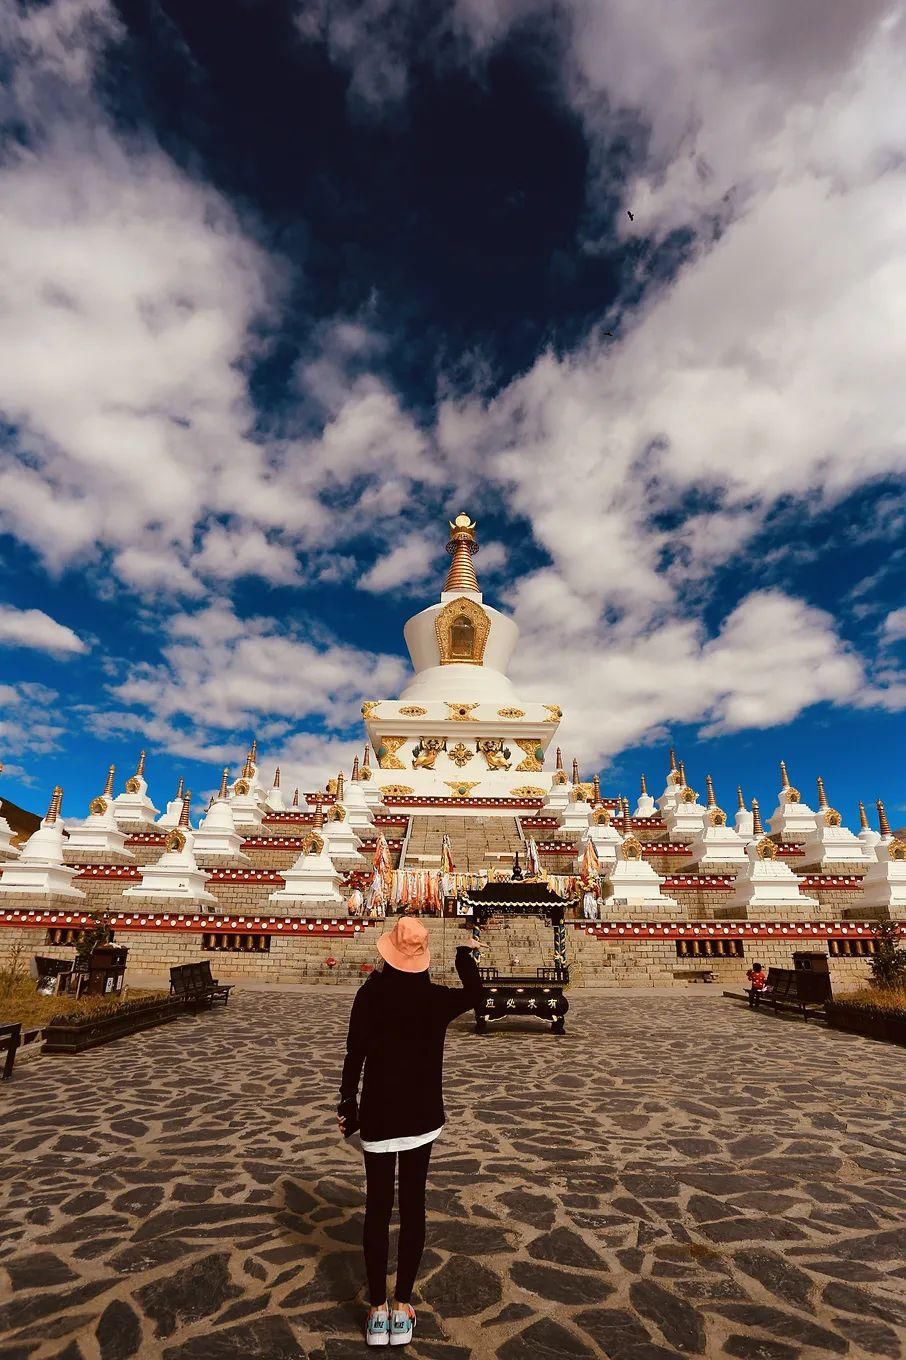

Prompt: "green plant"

[867,920,906,990]
[74,910,114,961]
[0,943,28,1001]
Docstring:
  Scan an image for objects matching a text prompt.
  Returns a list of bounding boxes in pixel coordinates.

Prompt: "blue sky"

[0,0,904,827]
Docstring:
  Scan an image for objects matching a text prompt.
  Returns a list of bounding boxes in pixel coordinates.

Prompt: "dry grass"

[0,979,166,1032]
[832,985,906,1017]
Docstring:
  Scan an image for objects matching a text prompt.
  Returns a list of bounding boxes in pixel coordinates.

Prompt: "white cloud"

[0,604,87,654]
[0,681,67,760]
[358,533,437,593]
[882,607,906,643]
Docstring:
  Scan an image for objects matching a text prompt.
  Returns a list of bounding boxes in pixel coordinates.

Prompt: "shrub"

[867,920,906,990]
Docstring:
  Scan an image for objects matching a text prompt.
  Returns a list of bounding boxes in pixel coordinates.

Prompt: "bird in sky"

[627,209,634,221]
[604,331,614,337]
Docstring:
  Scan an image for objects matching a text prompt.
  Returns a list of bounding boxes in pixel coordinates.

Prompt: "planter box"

[825,1003,906,1046]
[42,997,182,1054]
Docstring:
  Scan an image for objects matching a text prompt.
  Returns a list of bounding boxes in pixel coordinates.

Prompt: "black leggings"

[363,1141,433,1306]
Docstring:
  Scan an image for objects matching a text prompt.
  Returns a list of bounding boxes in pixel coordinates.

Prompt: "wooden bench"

[1,1022,22,1081]
[196,960,233,1005]
[754,967,830,1019]
[169,963,231,1010]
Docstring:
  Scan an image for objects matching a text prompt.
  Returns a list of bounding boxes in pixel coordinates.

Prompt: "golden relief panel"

[543,705,563,722]
[380,784,414,797]
[552,770,569,785]
[477,738,511,771]
[376,737,406,770]
[361,701,382,720]
[756,836,778,860]
[497,707,525,719]
[890,839,906,861]
[448,742,474,768]
[165,829,186,853]
[446,702,479,721]
[435,596,490,666]
[232,778,250,796]
[591,807,612,825]
[621,835,643,860]
[512,785,545,797]
[89,796,108,817]
[824,809,842,826]
[124,776,142,794]
[330,804,347,822]
[680,786,699,804]
[708,808,728,826]
[445,781,481,798]
[399,705,428,716]
[301,831,324,855]
[514,738,545,772]
[785,787,801,803]
[412,738,445,770]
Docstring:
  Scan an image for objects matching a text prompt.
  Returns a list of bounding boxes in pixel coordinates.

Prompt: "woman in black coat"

[337,914,483,1347]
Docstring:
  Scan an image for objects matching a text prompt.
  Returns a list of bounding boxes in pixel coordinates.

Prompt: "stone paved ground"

[1,991,905,1360]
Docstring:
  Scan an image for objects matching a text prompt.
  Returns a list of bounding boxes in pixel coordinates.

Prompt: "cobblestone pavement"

[2,991,905,1360]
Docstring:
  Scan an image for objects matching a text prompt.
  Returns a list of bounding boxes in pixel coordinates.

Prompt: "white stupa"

[606,804,680,914]
[112,751,160,829]
[724,801,819,917]
[357,745,384,813]
[583,805,623,869]
[269,819,343,907]
[656,750,684,818]
[340,758,376,831]
[857,800,881,863]
[768,761,818,841]
[688,778,748,867]
[735,787,755,840]
[664,766,708,841]
[65,767,134,859]
[229,740,267,831]
[265,766,286,813]
[157,777,187,829]
[319,778,366,865]
[562,763,593,835]
[192,769,250,862]
[859,806,906,916]
[800,778,867,868]
[0,762,20,860]
[634,774,656,819]
[0,788,85,898]
[124,795,216,904]
[541,748,571,820]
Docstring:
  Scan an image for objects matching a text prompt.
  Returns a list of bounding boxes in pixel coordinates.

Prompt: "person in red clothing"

[746,961,769,1008]
[337,916,484,1347]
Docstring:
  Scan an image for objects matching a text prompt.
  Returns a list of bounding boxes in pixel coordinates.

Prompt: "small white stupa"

[0,787,85,898]
[112,751,160,829]
[724,800,819,917]
[124,794,216,905]
[605,800,680,914]
[735,787,755,840]
[65,766,134,859]
[688,777,748,867]
[859,804,906,916]
[340,757,376,832]
[583,803,623,869]
[229,739,267,831]
[320,777,366,866]
[265,766,286,813]
[634,774,656,819]
[269,807,343,907]
[767,761,818,841]
[193,769,249,862]
[157,777,186,829]
[562,761,593,835]
[664,764,708,841]
[800,778,867,868]
[0,762,21,860]
[541,748,571,820]
[656,749,684,818]
[857,800,881,862]
[357,744,384,813]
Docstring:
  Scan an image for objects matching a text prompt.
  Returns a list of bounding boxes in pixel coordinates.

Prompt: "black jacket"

[339,946,483,1143]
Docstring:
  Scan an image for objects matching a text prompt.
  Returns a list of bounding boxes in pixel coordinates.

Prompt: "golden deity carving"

[680,786,699,804]
[399,705,428,717]
[785,787,801,803]
[447,742,474,768]
[301,831,324,855]
[412,737,445,770]
[165,829,186,854]
[361,701,381,720]
[497,707,525,719]
[708,808,728,826]
[591,807,612,826]
[124,776,142,794]
[89,796,108,817]
[514,738,545,772]
[755,836,778,860]
[477,738,511,771]
[446,702,479,721]
[435,596,490,666]
[542,705,562,722]
[376,737,406,769]
[445,781,481,798]
[621,835,643,860]
[232,778,250,796]
[823,809,842,827]
[380,784,415,797]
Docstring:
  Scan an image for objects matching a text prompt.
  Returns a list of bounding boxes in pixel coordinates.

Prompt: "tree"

[867,920,906,990]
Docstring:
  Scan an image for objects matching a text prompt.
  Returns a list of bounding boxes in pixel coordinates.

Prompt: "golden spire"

[313,796,324,829]
[292,787,300,807]
[351,755,360,782]
[45,786,63,825]
[877,799,891,837]
[179,793,191,828]
[273,766,281,788]
[593,773,601,803]
[363,743,371,771]
[175,776,185,802]
[737,785,745,811]
[218,768,229,800]
[135,750,146,779]
[816,776,828,810]
[669,748,677,773]
[249,738,257,766]
[556,747,563,771]
[780,760,790,790]
[571,758,580,785]
[443,513,480,593]
[336,772,345,803]
[858,800,869,830]
[679,759,687,786]
[751,798,763,836]
[103,765,115,799]
[705,775,716,808]
[621,796,632,835]
[640,774,648,796]
[206,794,214,811]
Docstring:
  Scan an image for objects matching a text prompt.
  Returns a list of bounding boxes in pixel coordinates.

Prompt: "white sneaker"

[366,1304,390,1347]
[390,1304,415,1346]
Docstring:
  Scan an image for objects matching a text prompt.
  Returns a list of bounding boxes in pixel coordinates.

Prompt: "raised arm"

[437,943,484,1024]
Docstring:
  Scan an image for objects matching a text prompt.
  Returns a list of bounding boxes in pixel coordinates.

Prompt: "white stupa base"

[322,824,365,865]
[735,812,755,840]
[156,799,185,829]
[858,831,880,863]
[541,786,571,820]
[607,861,676,909]
[343,804,375,832]
[561,802,592,835]
[768,803,818,841]
[800,826,867,869]
[269,884,344,907]
[270,848,343,905]
[689,827,749,867]
[600,895,683,920]
[0,862,86,897]
[634,794,657,818]
[192,834,250,862]
[229,797,265,832]
[859,856,906,914]
[124,870,217,903]
[359,781,384,812]
[665,805,708,841]
[113,792,160,829]
[0,820,20,859]
[65,824,134,858]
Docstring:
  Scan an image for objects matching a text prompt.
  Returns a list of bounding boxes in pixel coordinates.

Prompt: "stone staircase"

[402,815,524,873]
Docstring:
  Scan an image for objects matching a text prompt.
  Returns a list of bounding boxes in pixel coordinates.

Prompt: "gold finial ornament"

[571,758,580,785]
[751,798,763,836]
[301,831,324,856]
[556,747,563,771]
[780,760,790,789]
[45,786,63,824]
[136,750,146,778]
[621,796,632,835]
[179,793,192,828]
[669,748,677,773]
[816,776,828,809]
[705,775,716,808]
[679,759,687,786]
[249,738,257,766]
[292,787,300,807]
[622,834,643,860]
[103,765,116,799]
[125,751,146,794]
[889,839,906,862]
[360,744,372,780]
[351,756,360,782]
[313,797,324,829]
[858,800,869,829]
[336,772,345,803]
[218,768,229,800]
[175,776,185,801]
[737,786,745,811]
[273,766,281,788]
[877,799,892,837]
[443,513,480,593]
[593,773,601,803]
[640,774,647,796]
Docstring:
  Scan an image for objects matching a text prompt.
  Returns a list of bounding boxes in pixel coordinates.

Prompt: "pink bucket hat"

[376,917,431,973]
